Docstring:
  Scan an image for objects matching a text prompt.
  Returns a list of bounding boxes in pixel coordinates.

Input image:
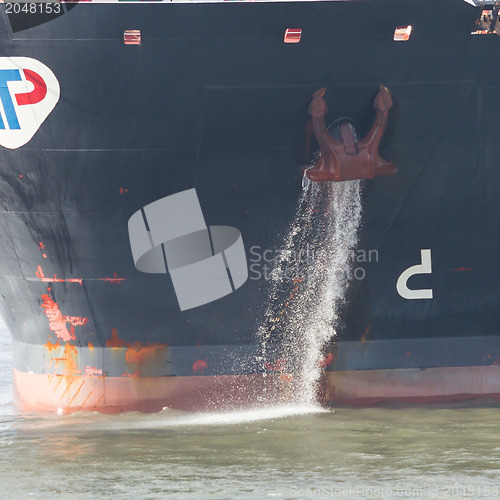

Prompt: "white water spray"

[258,177,362,406]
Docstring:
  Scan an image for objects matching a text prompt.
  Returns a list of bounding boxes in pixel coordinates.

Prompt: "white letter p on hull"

[396,249,433,300]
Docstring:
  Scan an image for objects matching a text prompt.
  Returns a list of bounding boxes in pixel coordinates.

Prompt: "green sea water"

[1,330,500,500]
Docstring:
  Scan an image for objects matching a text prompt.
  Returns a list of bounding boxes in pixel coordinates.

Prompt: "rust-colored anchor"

[305,86,397,182]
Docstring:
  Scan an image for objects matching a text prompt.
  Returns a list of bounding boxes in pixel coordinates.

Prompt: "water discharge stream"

[0,178,363,425]
[258,177,362,407]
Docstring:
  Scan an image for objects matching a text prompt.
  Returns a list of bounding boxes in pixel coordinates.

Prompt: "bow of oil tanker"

[0,0,500,413]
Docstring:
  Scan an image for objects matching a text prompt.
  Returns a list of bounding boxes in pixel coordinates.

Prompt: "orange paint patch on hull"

[45,341,82,378]
[61,343,81,376]
[45,339,61,352]
[192,359,208,374]
[360,321,372,342]
[125,342,167,364]
[106,327,127,347]
[84,366,103,376]
[40,288,89,342]
[106,329,168,375]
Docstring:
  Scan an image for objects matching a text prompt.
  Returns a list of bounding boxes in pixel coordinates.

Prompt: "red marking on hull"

[483,354,500,365]
[192,359,208,374]
[36,266,125,285]
[36,265,83,285]
[40,288,89,342]
[452,267,473,272]
[16,69,47,106]
[106,327,127,348]
[119,187,129,195]
[65,316,88,326]
[84,366,103,376]
[98,273,126,284]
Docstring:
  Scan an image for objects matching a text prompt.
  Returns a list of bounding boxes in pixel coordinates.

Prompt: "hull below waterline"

[14,363,500,414]
[13,370,298,414]
[323,366,500,406]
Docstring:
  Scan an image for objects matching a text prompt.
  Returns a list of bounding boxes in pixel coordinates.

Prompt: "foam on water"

[152,404,327,427]
[15,404,328,434]
[258,177,362,406]
[0,325,13,412]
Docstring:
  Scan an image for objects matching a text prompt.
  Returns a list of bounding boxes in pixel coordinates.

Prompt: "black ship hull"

[1,0,500,412]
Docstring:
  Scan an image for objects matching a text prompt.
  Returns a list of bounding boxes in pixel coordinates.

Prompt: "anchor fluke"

[305,86,397,182]
[373,85,393,112]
